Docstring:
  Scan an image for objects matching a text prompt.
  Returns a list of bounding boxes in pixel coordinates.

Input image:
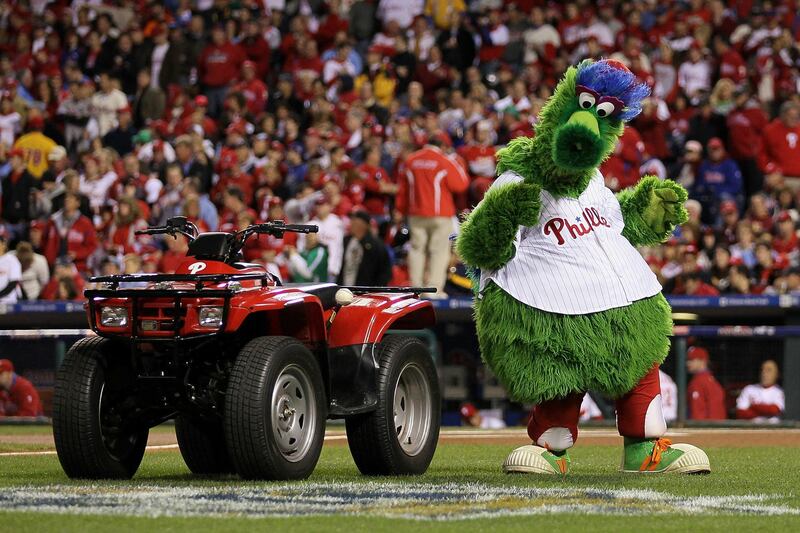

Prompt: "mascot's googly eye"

[578,92,596,109]
[596,101,616,117]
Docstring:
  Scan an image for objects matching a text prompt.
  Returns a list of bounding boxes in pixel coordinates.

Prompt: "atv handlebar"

[252,222,319,235]
[135,216,199,241]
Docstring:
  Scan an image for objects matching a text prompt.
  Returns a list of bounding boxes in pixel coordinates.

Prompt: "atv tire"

[53,336,149,479]
[224,336,326,480]
[345,336,440,475]
[176,415,233,475]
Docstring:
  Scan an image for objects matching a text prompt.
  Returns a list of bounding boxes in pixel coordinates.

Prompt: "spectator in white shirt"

[90,72,128,137]
[678,44,712,101]
[736,360,784,423]
[377,0,424,29]
[0,233,22,304]
[323,43,358,85]
[659,369,678,423]
[11,242,49,300]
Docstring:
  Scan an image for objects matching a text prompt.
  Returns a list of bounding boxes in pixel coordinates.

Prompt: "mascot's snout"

[553,110,604,171]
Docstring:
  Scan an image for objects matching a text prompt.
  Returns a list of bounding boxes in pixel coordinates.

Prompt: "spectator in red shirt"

[231,61,268,117]
[761,101,800,179]
[42,193,98,271]
[0,358,43,417]
[773,211,798,257]
[600,126,645,191]
[108,197,149,255]
[727,86,769,196]
[713,36,747,84]
[359,146,397,217]
[458,120,497,204]
[397,141,469,296]
[198,25,245,117]
[687,347,727,420]
[39,256,86,300]
[159,234,189,274]
[683,271,720,296]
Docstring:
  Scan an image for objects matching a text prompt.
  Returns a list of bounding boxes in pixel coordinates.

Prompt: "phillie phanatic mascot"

[457,59,710,475]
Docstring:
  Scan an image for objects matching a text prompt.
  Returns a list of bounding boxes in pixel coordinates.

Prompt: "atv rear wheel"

[53,337,148,479]
[345,336,440,475]
[175,415,233,475]
[224,336,326,480]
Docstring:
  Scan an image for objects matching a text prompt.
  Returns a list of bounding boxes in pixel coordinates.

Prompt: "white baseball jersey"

[0,252,22,304]
[479,171,661,314]
[659,369,678,422]
[736,384,784,422]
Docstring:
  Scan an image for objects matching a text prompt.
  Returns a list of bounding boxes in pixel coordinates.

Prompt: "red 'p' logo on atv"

[188,262,207,274]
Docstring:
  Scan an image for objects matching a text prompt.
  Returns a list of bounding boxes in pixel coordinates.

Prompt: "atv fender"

[325,294,435,416]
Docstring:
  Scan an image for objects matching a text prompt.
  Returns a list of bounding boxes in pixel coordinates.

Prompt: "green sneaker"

[622,437,710,474]
[503,445,571,475]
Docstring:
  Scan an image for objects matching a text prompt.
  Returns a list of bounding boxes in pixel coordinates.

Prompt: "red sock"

[616,364,666,439]
[526,393,583,451]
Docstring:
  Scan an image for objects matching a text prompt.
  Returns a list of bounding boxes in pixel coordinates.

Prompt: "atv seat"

[284,283,340,310]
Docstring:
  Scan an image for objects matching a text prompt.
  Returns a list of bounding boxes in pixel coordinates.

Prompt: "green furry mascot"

[457,59,710,475]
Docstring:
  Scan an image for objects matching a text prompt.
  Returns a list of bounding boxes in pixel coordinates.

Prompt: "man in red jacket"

[198,25,245,117]
[761,101,800,179]
[0,359,43,417]
[43,192,98,271]
[397,141,469,296]
[687,347,727,420]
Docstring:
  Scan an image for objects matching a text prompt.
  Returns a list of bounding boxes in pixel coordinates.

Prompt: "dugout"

[0,295,798,423]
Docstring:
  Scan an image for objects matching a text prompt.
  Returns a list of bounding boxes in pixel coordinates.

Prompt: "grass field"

[1,425,799,532]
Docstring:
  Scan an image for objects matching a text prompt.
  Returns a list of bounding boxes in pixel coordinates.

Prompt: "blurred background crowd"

[1,0,800,302]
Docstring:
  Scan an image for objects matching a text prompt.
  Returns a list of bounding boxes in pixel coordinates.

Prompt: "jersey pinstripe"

[478,170,662,315]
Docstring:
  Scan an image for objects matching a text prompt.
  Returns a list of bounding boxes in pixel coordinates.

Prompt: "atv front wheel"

[53,337,148,479]
[224,336,326,480]
[345,336,440,475]
[175,415,233,475]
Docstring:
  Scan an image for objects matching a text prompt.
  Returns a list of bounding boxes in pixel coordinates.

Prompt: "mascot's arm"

[617,176,689,246]
[456,181,541,271]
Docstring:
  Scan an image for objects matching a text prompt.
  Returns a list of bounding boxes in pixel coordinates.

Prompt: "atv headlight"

[100,306,128,327]
[198,306,224,328]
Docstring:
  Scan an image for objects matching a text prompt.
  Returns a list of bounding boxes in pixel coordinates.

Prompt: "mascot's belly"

[479,171,661,315]
[475,282,672,404]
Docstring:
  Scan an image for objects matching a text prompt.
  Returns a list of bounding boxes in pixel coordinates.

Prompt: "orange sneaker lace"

[639,438,672,472]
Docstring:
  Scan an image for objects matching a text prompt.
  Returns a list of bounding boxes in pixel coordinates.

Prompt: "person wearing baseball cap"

[686,346,726,420]
[694,136,743,222]
[459,402,507,429]
[0,358,43,417]
[337,209,391,286]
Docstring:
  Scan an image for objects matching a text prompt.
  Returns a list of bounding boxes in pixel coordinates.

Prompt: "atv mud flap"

[326,344,379,417]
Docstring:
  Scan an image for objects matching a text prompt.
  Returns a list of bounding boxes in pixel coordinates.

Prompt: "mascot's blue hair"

[576,59,650,122]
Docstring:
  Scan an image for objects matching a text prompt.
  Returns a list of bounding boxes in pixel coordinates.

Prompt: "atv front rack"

[90,272,276,291]
[341,286,437,295]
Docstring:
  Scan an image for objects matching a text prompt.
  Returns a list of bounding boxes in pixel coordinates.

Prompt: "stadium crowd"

[0,0,800,302]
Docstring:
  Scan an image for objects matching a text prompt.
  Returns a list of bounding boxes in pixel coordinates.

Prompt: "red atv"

[52,217,440,480]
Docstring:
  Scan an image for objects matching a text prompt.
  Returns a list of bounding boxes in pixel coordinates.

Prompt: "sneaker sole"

[503,446,559,475]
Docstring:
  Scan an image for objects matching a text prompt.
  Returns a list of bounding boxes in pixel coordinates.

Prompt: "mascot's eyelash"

[598,96,625,115]
[575,84,599,99]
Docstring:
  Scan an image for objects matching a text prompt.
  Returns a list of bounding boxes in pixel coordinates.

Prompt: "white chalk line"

[0,482,798,519]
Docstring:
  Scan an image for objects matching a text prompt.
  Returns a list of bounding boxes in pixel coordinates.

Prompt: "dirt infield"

[2,427,799,455]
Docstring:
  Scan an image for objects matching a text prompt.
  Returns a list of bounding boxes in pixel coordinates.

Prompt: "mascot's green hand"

[506,182,542,227]
[641,179,688,234]
[457,181,541,271]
